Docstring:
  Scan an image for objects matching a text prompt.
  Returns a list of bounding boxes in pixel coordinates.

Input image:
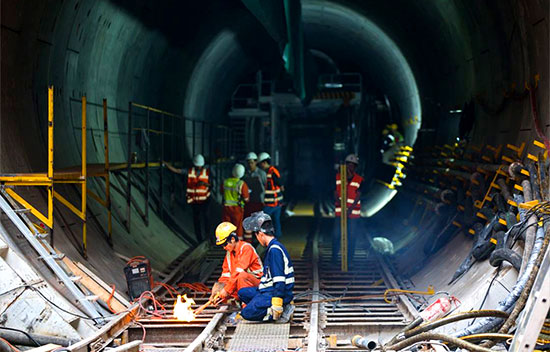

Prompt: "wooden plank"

[26,344,61,352]
[61,258,128,313]
[74,261,131,308]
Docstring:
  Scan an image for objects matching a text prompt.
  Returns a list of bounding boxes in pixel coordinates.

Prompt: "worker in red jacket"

[210,222,263,303]
[333,153,364,265]
[165,154,211,242]
[258,152,284,238]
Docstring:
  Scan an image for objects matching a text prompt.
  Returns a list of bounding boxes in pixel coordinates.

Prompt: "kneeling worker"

[210,222,263,303]
[238,211,295,322]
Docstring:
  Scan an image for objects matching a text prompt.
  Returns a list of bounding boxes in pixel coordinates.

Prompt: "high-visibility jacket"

[335,172,363,218]
[264,166,283,207]
[219,241,263,295]
[223,177,248,208]
[187,167,210,204]
[258,238,294,303]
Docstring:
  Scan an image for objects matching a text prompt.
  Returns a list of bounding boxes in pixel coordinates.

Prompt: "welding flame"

[173,294,196,321]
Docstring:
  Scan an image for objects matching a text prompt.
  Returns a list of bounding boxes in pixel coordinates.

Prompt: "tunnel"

[0,0,549,351]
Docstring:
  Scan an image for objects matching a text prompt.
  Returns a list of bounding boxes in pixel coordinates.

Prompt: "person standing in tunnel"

[210,222,263,304]
[165,154,211,242]
[222,163,250,240]
[243,152,267,235]
[332,153,364,265]
[238,211,295,323]
[258,152,284,238]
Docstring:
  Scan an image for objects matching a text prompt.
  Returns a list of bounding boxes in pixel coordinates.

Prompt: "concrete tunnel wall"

[1,0,549,304]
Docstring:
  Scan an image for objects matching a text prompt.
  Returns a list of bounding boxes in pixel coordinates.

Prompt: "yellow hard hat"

[215,222,237,245]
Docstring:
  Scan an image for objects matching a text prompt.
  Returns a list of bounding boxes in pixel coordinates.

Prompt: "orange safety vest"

[335,172,363,218]
[264,166,283,207]
[219,241,263,294]
[186,167,210,204]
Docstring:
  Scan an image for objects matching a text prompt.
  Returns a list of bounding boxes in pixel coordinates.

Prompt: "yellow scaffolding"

[0,87,111,259]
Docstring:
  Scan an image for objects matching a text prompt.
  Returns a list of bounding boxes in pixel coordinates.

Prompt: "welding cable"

[134,322,146,343]
[398,310,509,340]
[152,282,177,299]
[106,285,117,313]
[0,337,21,352]
[481,221,550,348]
[385,332,494,352]
[0,327,40,347]
[138,291,167,318]
[453,205,550,338]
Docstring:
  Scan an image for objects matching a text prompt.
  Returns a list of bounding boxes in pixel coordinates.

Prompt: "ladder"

[0,188,102,321]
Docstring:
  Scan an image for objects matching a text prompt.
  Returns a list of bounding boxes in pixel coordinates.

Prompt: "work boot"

[275,303,295,324]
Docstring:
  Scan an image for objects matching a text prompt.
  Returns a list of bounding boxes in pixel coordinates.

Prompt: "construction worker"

[258,152,284,238]
[238,211,295,323]
[222,163,250,240]
[165,154,210,242]
[332,153,364,265]
[243,152,267,222]
[210,222,263,303]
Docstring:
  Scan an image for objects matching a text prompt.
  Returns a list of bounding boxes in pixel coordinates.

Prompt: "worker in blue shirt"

[238,211,295,322]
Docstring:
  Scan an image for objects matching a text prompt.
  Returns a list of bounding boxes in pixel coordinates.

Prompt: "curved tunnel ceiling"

[1,0,548,246]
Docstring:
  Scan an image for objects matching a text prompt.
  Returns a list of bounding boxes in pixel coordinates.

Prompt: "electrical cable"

[0,327,40,347]
[469,267,501,326]
[26,285,106,321]
[403,310,509,339]
[386,332,494,352]
[0,337,20,352]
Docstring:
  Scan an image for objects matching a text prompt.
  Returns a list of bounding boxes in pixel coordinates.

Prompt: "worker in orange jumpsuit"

[221,163,250,240]
[210,222,263,303]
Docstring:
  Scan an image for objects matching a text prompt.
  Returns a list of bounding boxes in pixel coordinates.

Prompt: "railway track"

[114,230,416,352]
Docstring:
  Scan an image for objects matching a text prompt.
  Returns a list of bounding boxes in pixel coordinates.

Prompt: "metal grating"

[227,323,290,352]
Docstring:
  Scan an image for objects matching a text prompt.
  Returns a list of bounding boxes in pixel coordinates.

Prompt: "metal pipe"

[0,329,76,347]
[351,335,377,350]
[108,340,142,352]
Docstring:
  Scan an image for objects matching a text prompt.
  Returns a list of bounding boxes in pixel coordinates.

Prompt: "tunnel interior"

[1,0,549,349]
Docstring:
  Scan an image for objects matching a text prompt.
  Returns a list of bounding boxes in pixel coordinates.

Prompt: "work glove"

[270,297,284,321]
[210,282,225,300]
[213,289,228,306]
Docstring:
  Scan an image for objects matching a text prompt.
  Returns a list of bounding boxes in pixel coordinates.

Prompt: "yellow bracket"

[5,188,53,228]
[519,200,540,210]
[384,285,435,304]
[527,153,538,162]
[502,155,514,163]
[53,191,85,220]
[452,221,462,228]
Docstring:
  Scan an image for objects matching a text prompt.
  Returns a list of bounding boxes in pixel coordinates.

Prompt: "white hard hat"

[258,152,271,163]
[193,154,205,167]
[232,163,245,178]
[246,152,258,161]
[345,154,359,165]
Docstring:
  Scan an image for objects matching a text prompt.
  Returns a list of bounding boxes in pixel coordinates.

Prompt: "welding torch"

[193,292,221,315]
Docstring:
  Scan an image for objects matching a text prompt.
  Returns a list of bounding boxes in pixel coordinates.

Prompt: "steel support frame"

[509,246,550,352]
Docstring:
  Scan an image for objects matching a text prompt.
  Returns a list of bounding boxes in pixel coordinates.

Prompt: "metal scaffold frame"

[0,86,97,258]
